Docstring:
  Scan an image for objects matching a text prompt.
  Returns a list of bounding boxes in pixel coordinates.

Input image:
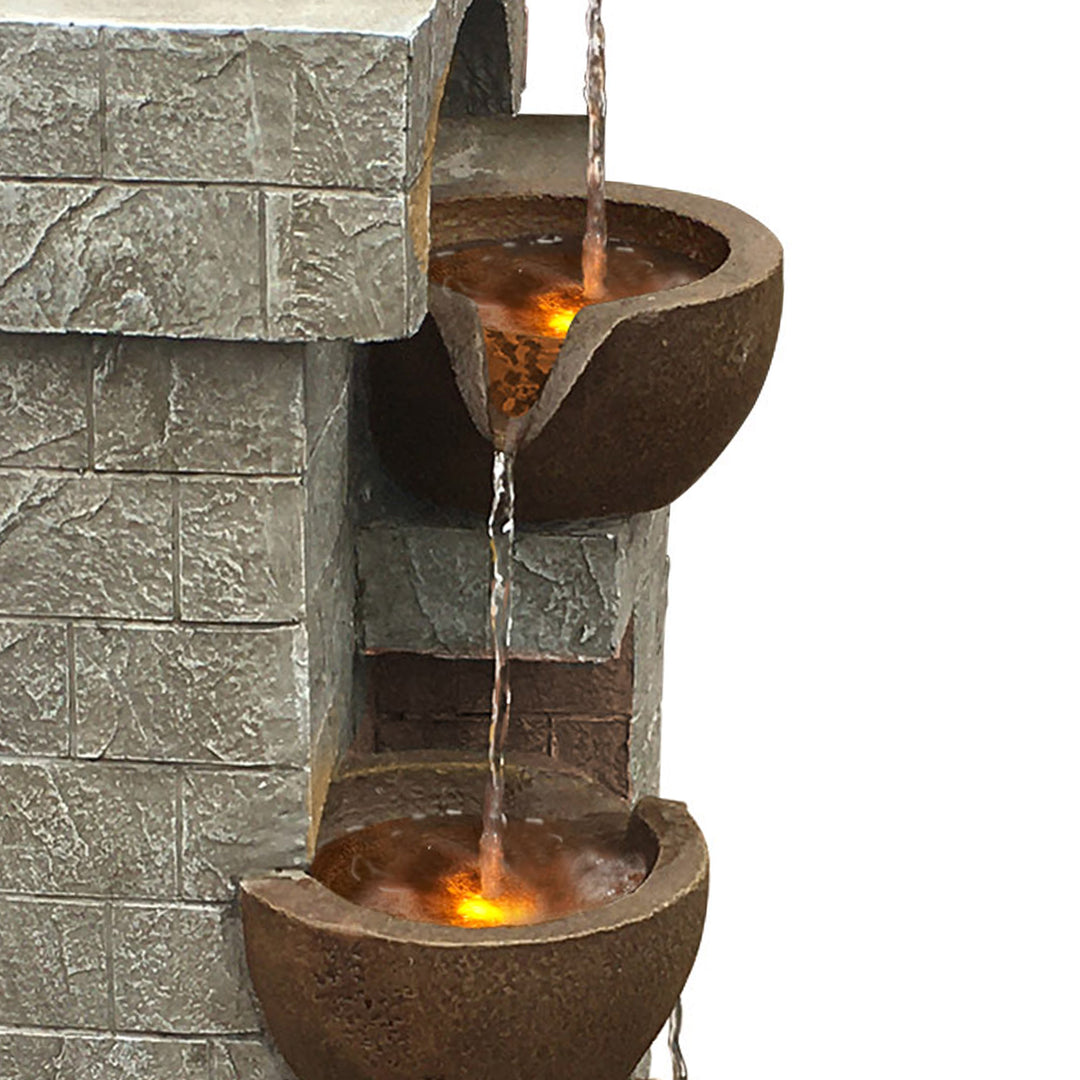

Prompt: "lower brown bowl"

[241,753,709,1080]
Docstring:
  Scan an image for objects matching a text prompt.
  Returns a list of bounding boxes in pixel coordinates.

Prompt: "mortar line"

[0,464,303,480]
[66,623,77,758]
[96,28,108,177]
[104,901,117,1031]
[0,173,407,198]
[257,189,269,339]
[0,890,238,909]
[0,613,300,631]
[0,754,307,774]
[86,349,96,470]
[0,1022,243,1044]
[171,478,184,621]
[175,768,184,901]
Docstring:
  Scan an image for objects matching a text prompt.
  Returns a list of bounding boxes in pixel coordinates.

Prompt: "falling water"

[478,448,516,897]
[582,0,608,298]
[668,999,689,1080]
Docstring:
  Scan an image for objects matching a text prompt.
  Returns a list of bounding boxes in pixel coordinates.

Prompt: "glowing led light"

[533,288,590,340]
[440,871,539,927]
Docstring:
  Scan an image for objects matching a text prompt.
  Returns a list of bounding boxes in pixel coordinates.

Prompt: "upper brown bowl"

[368,182,783,522]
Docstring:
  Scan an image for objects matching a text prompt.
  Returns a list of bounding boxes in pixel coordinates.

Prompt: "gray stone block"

[93,337,305,475]
[0,760,177,897]
[266,189,407,342]
[105,29,408,192]
[180,768,308,900]
[0,472,173,619]
[0,1033,210,1080]
[0,333,90,468]
[304,384,349,591]
[307,531,355,741]
[0,23,100,179]
[0,182,262,341]
[0,621,69,756]
[211,1040,296,1080]
[359,509,669,662]
[179,478,303,623]
[0,1032,62,1080]
[303,341,353,451]
[112,902,261,1034]
[74,624,308,766]
[0,896,109,1028]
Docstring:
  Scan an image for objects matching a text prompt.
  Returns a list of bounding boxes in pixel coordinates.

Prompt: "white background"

[520,2,1078,1077]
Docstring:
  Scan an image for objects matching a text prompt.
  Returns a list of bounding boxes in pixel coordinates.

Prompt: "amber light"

[438,870,539,927]
[532,287,590,340]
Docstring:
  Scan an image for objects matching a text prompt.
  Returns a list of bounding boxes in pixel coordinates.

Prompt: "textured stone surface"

[0,1033,210,1080]
[0,897,109,1027]
[0,760,177,896]
[628,510,670,799]
[179,478,303,622]
[211,1040,295,1080]
[74,625,307,765]
[359,510,667,661]
[304,341,353,451]
[0,333,90,467]
[181,768,308,900]
[0,23,99,179]
[551,717,631,797]
[307,532,355,742]
[266,190,406,342]
[0,472,173,618]
[105,29,408,191]
[112,902,260,1033]
[304,383,349,591]
[93,337,305,474]
[0,183,262,340]
[0,621,69,755]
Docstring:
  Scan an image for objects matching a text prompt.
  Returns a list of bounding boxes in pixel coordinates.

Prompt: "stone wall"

[0,335,354,1079]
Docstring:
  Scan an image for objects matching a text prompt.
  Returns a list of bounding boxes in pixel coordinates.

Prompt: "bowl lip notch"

[427,182,783,452]
[241,752,708,948]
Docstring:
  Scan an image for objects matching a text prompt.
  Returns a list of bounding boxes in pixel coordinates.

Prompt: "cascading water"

[582,0,608,298]
[479,448,516,897]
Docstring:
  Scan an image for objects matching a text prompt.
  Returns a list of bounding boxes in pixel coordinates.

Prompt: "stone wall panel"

[0,183,262,341]
[0,1033,209,1080]
[0,897,109,1028]
[93,337,305,475]
[266,190,406,342]
[0,23,100,179]
[0,760,177,896]
[0,620,69,756]
[180,768,308,900]
[0,472,173,619]
[112,903,260,1034]
[74,624,308,766]
[0,333,90,468]
[179,478,303,623]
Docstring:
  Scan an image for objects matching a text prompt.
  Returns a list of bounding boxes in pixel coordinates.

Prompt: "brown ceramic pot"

[241,752,708,1080]
[368,183,783,521]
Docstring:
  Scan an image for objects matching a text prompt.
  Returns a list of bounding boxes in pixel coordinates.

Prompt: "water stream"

[478,448,516,897]
[582,0,608,298]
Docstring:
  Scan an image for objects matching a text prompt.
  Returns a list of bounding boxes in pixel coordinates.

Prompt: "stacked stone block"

[0,335,354,1078]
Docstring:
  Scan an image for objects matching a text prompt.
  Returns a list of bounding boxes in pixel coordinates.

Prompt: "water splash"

[478,448,516,897]
[582,0,608,298]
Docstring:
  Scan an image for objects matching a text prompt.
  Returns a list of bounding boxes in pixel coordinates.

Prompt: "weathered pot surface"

[368,182,783,521]
[241,752,709,1080]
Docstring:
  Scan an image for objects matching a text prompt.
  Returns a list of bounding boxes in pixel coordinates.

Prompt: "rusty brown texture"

[241,754,708,1080]
[367,184,782,521]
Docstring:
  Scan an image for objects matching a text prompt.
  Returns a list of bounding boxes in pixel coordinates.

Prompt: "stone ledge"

[358,508,669,662]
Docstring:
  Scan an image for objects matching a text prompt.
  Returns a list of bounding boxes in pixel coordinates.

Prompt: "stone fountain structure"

[0,2,781,1077]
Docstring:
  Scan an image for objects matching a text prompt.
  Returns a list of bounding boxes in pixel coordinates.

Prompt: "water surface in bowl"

[310,812,650,928]
[429,235,708,419]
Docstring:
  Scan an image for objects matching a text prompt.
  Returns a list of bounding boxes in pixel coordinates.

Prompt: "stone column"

[0,2,526,1076]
